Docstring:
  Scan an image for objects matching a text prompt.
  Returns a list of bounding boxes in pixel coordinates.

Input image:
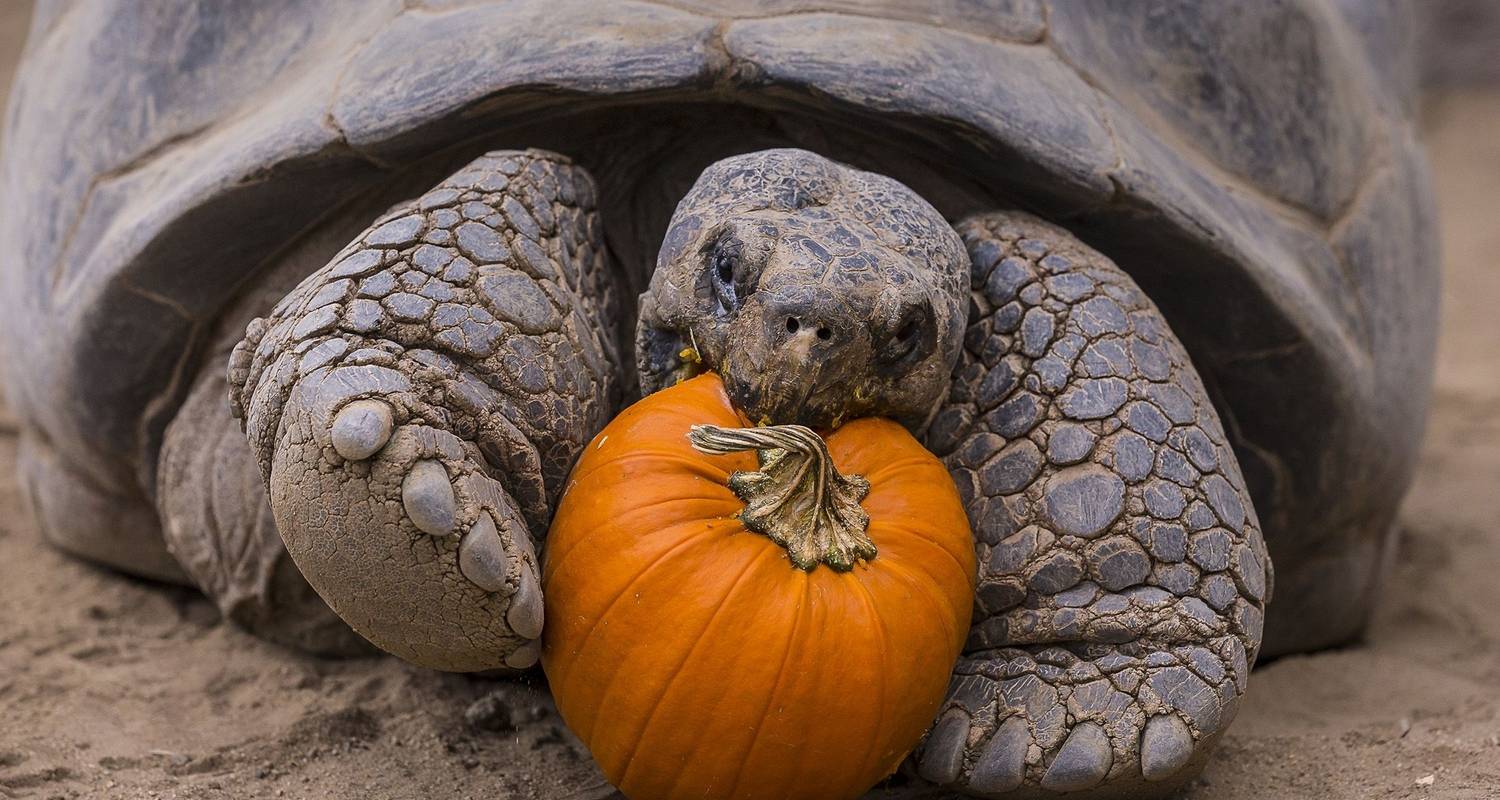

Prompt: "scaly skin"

[230,146,1269,795]
[911,212,1272,797]
[229,150,622,672]
[638,151,1271,797]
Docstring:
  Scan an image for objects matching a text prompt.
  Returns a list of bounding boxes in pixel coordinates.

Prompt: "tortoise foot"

[913,638,1240,798]
[910,210,1271,799]
[228,149,621,671]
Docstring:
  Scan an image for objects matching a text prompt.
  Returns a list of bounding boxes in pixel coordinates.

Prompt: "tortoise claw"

[1140,714,1195,782]
[457,510,544,640]
[1040,723,1112,792]
[917,709,971,785]
[401,459,458,537]
[330,399,394,461]
[968,717,1029,795]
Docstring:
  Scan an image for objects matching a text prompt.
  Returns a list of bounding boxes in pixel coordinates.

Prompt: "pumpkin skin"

[543,374,975,800]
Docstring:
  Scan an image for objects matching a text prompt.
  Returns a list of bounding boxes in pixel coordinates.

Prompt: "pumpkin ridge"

[564,448,737,493]
[774,579,839,798]
[848,571,893,782]
[558,521,736,737]
[724,574,811,799]
[545,528,703,729]
[604,491,741,532]
[850,454,946,483]
[545,490,741,575]
[616,544,780,791]
[861,470,974,578]
[570,531,747,768]
[543,507,730,598]
[859,542,970,655]
[863,518,974,592]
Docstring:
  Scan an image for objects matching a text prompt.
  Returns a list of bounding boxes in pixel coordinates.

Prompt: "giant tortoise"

[0,1,1437,797]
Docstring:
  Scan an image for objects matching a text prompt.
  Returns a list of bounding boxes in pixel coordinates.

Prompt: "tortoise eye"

[714,251,735,285]
[895,317,919,343]
[879,304,932,367]
[708,244,741,314]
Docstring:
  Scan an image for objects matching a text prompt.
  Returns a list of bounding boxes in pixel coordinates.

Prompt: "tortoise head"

[637,149,969,430]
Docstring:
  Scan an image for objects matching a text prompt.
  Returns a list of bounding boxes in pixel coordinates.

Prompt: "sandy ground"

[3,7,1500,799]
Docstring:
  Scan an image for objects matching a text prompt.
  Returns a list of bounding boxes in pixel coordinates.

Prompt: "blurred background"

[0,2,1497,798]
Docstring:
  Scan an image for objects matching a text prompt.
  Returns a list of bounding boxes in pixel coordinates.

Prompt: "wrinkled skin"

[643,151,1272,796]
[911,213,1270,797]
[230,150,621,672]
[230,147,1270,796]
[636,152,969,431]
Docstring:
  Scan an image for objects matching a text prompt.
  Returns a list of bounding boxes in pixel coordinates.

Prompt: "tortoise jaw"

[716,325,824,427]
[722,370,821,428]
[717,340,856,429]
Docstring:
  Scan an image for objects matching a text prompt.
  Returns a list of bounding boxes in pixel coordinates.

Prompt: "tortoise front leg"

[158,359,371,656]
[912,212,1272,797]
[229,150,623,672]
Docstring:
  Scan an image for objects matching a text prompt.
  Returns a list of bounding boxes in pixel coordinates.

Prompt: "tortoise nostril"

[781,315,832,341]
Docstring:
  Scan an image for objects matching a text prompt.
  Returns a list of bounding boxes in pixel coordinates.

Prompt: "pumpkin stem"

[688,424,874,572]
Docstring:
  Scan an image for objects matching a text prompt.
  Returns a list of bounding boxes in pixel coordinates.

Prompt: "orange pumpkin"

[542,374,975,800]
